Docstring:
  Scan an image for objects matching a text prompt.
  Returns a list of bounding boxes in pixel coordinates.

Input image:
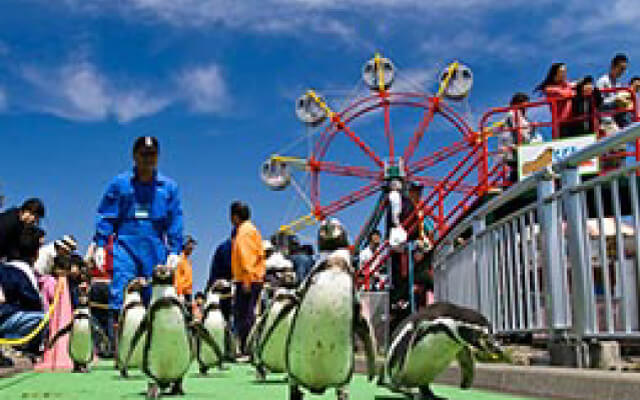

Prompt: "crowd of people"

[0,136,321,364]
[3,52,638,366]
[497,53,640,181]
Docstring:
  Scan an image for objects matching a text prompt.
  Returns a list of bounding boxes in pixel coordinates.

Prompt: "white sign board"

[517,134,599,180]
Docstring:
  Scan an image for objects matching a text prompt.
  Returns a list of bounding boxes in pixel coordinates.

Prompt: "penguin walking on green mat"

[379,302,503,400]
[47,280,109,373]
[115,278,147,376]
[252,268,298,381]
[196,279,235,375]
[285,219,377,400]
[123,265,224,399]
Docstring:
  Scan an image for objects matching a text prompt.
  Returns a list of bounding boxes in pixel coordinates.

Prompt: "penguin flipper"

[192,322,224,367]
[224,325,236,362]
[256,301,297,361]
[354,309,377,381]
[123,314,148,375]
[48,322,73,348]
[456,346,475,389]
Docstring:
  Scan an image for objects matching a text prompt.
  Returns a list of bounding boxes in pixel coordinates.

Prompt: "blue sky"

[1,0,639,290]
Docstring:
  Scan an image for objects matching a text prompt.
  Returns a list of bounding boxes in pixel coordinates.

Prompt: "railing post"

[473,217,489,317]
[561,167,595,338]
[536,168,570,337]
[434,242,453,302]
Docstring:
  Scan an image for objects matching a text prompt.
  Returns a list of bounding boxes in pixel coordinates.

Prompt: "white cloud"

[57,0,539,41]
[21,61,167,122]
[548,0,640,38]
[178,64,227,113]
[421,31,531,62]
[19,59,226,123]
[113,91,171,123]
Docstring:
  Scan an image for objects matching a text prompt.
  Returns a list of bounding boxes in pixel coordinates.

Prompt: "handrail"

[553,122,640,170]
[436,121,640,255]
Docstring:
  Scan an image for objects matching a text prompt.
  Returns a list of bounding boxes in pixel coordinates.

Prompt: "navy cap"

[133,136,159,154]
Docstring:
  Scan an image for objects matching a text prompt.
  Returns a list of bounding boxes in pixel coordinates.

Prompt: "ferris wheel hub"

[383,157,406,180]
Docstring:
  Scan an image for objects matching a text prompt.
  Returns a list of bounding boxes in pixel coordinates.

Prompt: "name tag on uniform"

[134,203,151,219]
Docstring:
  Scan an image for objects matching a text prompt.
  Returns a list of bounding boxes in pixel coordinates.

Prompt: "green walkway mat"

[0,361,549,400]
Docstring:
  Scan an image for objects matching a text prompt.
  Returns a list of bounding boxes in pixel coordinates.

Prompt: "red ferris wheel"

[261,53,498,253]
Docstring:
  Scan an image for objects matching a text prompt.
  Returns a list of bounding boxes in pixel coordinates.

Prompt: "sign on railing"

[517,134,599,180]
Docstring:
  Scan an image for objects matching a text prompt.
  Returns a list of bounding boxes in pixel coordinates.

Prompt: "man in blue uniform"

[94,136,184,315]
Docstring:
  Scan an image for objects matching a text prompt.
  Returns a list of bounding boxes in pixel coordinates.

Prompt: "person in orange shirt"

[174,235,196,304]
[230,201,265,356]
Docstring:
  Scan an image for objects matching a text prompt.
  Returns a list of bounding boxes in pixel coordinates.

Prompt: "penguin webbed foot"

[120,368,129,378]
[336,387,349,400]
[255,365,266,381]
[169,380,185,396]
[289,384,303,400]
[418,386,447,400]
[199,365,209,375]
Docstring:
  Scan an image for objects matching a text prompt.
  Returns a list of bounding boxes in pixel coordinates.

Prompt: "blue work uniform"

[95,168,183,310]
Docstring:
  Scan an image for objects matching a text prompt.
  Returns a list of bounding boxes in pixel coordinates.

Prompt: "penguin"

[115,278,147,376]
[123,265,224,399]
[47,280,109,373]
[379,302,503,400]
[253,269,299,381]
[196,279,235,375]
[285,219,377,400]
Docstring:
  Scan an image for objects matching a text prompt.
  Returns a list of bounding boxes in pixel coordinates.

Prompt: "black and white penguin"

[123,265,223,399]
[253,269,298,381]
[196,279,235,375]
[380,302,502,400]
[115,278,147,376]
[47,281,108,373]
[285,219,377,400]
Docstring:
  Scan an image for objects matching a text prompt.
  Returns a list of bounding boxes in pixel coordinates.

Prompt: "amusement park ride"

[260,53,639,289]
[260,53,502,281]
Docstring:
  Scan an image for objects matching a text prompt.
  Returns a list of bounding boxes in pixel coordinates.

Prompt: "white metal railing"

[434,122,640,341]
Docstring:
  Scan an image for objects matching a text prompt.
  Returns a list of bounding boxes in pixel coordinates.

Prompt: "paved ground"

[0,360,551,400]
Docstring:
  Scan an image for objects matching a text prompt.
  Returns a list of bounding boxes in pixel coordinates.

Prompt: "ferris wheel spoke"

[310,160,382,180]
[289,174,314,211]
[403,104,436,162]
[316,181,383,218]
[407,140,470,175]
[410,175,475,194]
[338,123,385,168]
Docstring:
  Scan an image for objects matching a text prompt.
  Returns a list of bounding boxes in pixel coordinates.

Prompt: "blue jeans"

[0,311,45,353]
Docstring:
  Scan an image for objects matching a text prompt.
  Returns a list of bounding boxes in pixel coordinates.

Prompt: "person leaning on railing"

[615,76,640,128]
[566,76,602,138]
[498,92,541,183]
[535,62,576,138]
[596,53,628,133]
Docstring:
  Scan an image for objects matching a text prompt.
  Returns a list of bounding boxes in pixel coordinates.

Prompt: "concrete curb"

[435,364,640,400]
[355,357,640,400]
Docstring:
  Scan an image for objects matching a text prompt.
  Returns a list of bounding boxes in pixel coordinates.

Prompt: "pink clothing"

[38,275,56,311]
[544,82,576,122]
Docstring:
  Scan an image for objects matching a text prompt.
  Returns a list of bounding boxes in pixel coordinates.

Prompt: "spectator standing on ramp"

[93,136,184,330]
[230,201,265,357]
